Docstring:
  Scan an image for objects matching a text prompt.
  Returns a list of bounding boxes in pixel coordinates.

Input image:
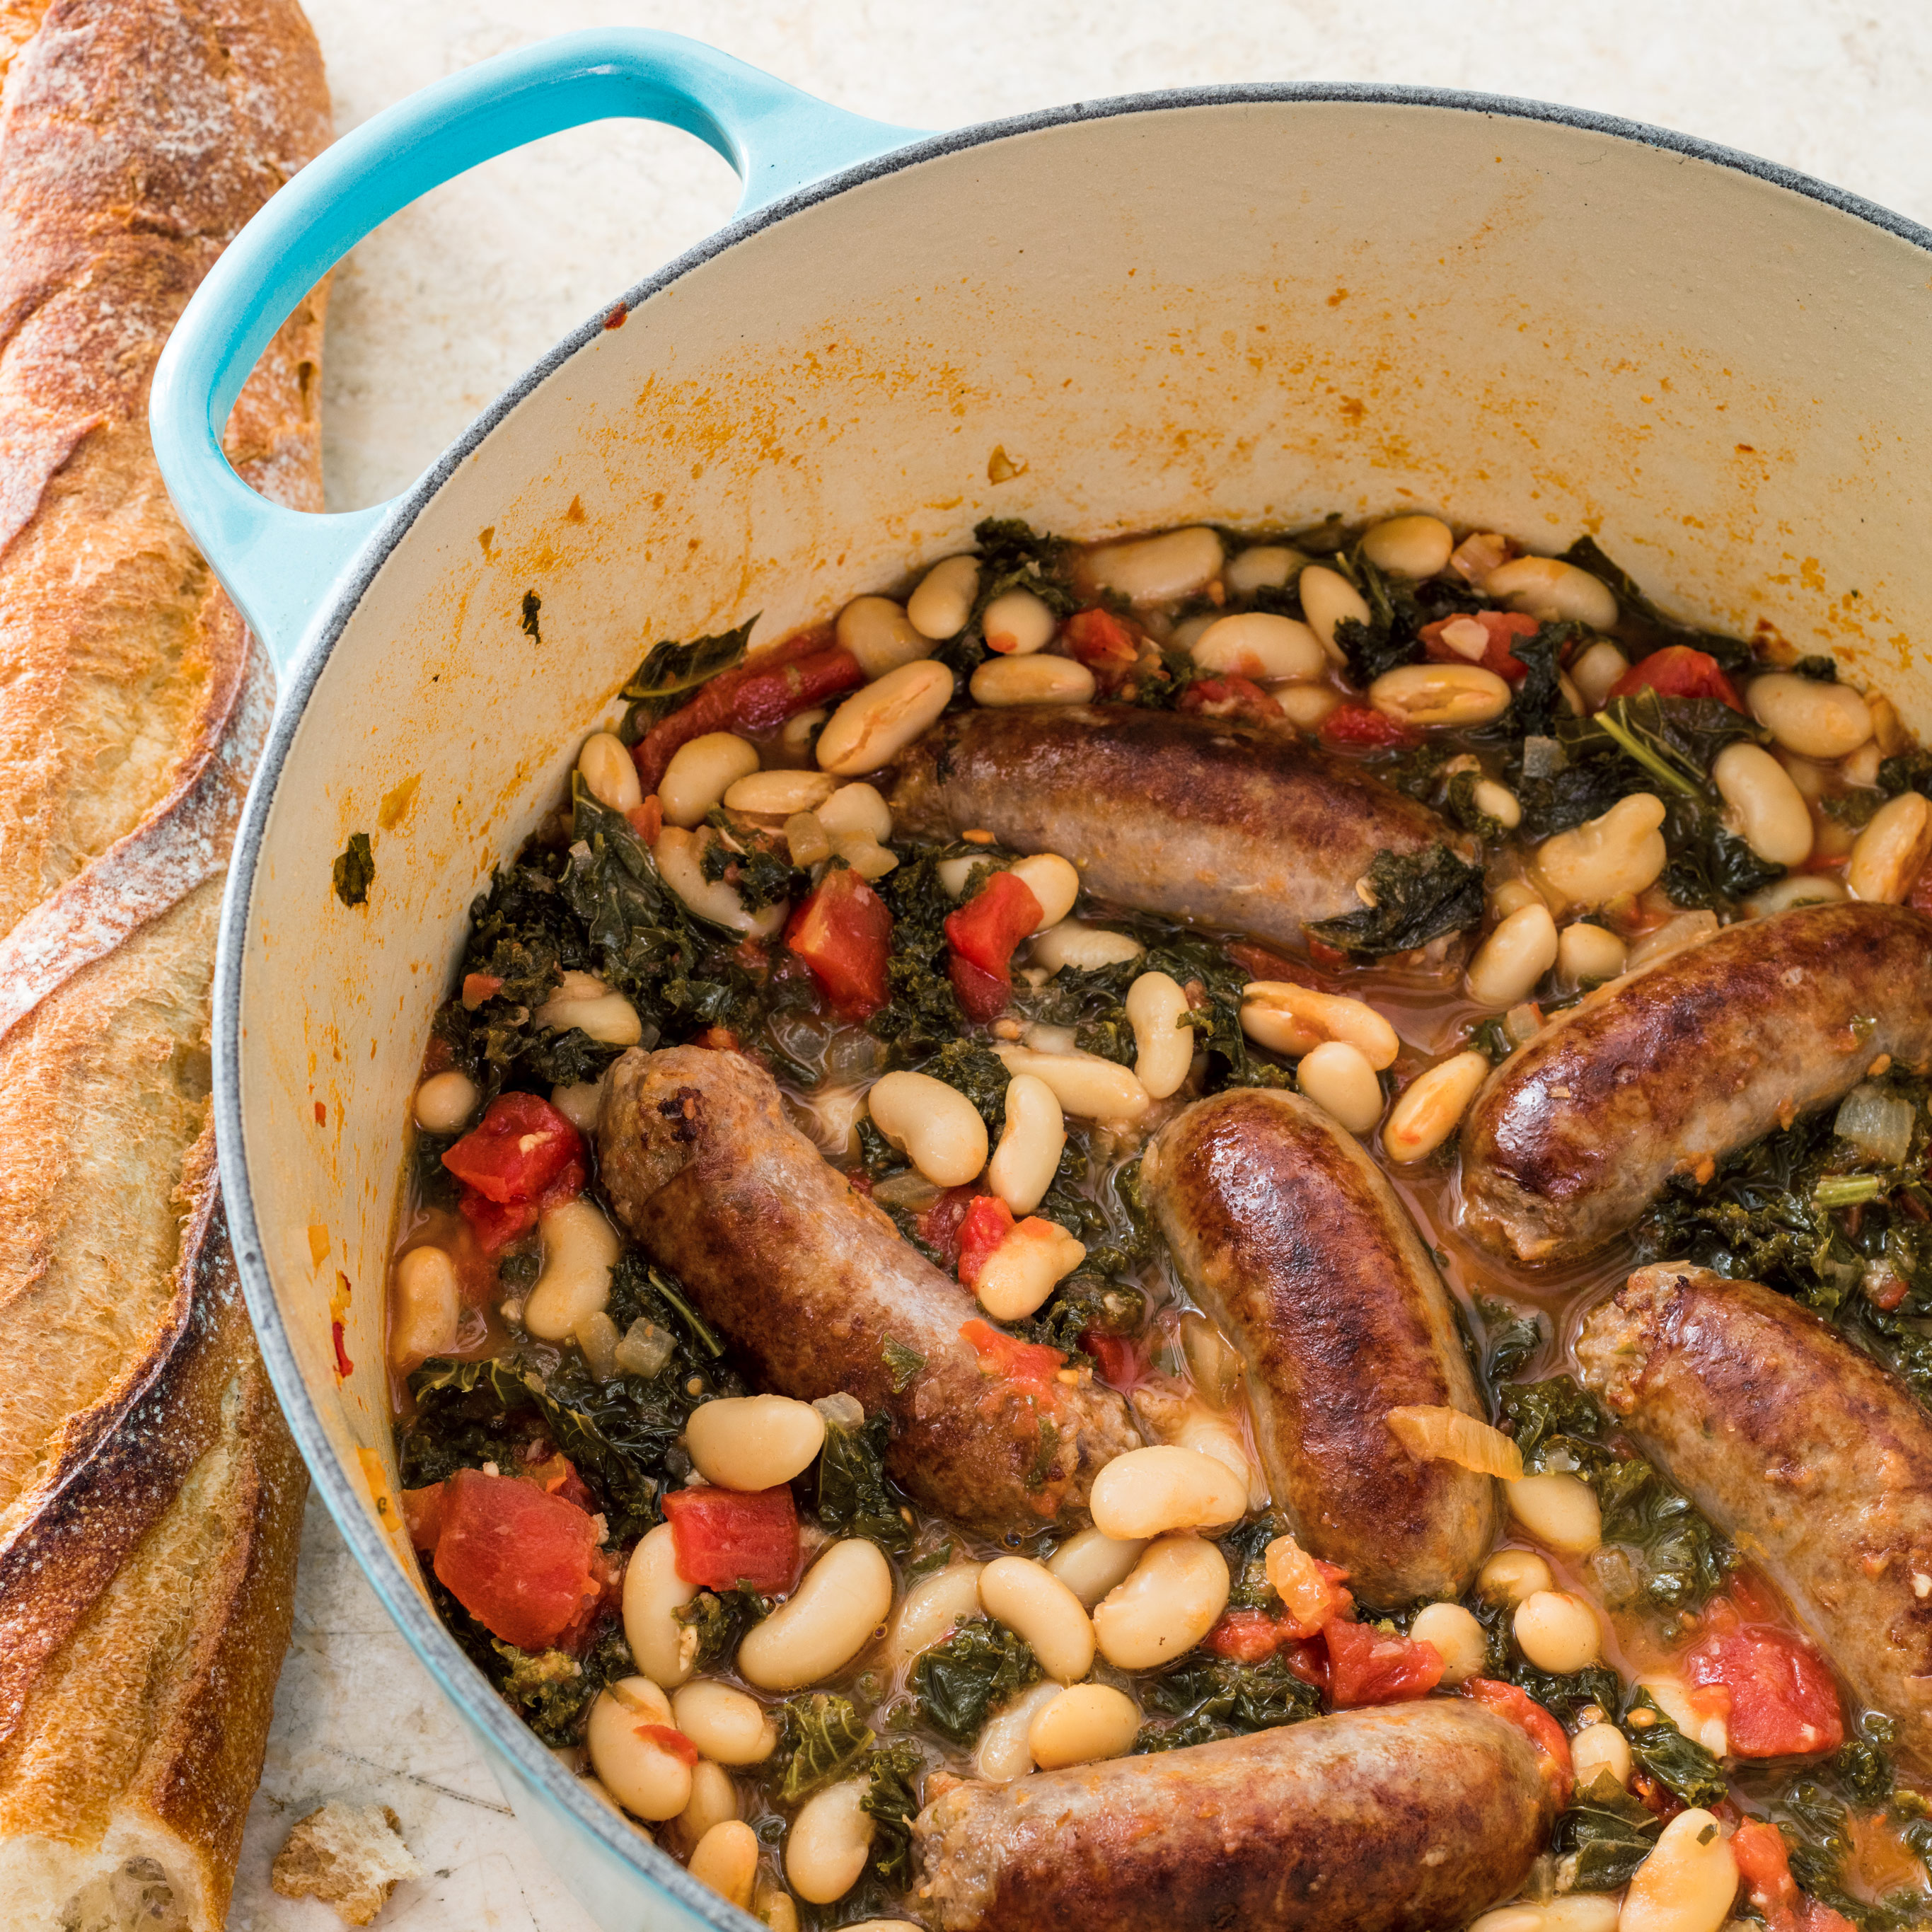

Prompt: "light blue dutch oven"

[150,30,1932,1930]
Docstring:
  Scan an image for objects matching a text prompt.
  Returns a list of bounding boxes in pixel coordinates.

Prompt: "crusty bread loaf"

[0,2,330,1926]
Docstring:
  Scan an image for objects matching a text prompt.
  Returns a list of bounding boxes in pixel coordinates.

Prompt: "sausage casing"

[914,1699,1556,1932]
[1144,1088,1500,1604]
[1461,903,1932,1264]
[887,704,1453,949]
[1578,1263,1932,1771]
[595,1046,1138,1536]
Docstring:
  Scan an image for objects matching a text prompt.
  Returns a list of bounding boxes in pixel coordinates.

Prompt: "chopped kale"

[1305,844,1486,959]
[520,589,543,643]
[1558,536,1752,671]
[607,1251,726,1361]
[1505,621,1587,738]
[770,1693,874,1804]
[1136,1651,1321,1751]
[1445,768,1506,842]
[881,1336,926,1394]
[494,1624,633,1745]
[920,1037,1013,1134]
[910,1619,1041,1743]
[674,1588,769,1672]
[700,810,804,912]
[618,619,753,739]
[332,831,375,908]
[1476,1295,1547,1391]
[868,845,976,1056]
[816,1412,913,1554]
[1021,1276,1146,1355]
[1552,1769,1663,1890]
[1793,654,1839,681]
[1622,1686,1728,1808]
[1880,749,1932,799]
[1220,1512,1288,1612]
[860,1740,927,1887]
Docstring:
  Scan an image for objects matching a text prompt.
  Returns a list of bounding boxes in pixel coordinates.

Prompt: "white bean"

[1087,527,1223,603]
[1409,1602,1486,1685]
[1558,922,1628,985]
[1295,1039,1384,1135]
[1089,1445,1247,1540]
[672,1682,778,1766]
[973,1217,1086,1321]
[987,1075,1066,1215]
[1571,640,1631,711]
[1713,741,1814,866]
[1514,1590,1602,1672]
[816,782,893,843]
[1546,1897,1620,1932]
[785,1778,873,1904]
[979,1556,1097,1683]
[971,654,1096,707]
[888,1562,985,1666]
[1191,613,1325,683]
[1225,545,1304,595]
[981,589,1057,656]
[1276,683,1344,731]
[1477,1549,1554,1607]
[1297,565,1370,658]
[688,1818,759,1909]
[660,731,760,829]
[1369,661,1512,728]
[412,1068,480,1133]
[837,596,929,678]
[974,1681,1062,1783]
[1849,791,1932,904]
[1638,1673,1730,1757]
[736,1540,893,1692]
[1572,1721,1633,1788]
[1029,920,1144,972]
[1491,877,1546,918]
[1382,1051,1489,1163]
[624,1522,699,1687]
[1046,1528,1150,1609]
[586,1678,692,1820]
[1237,981,1399,1068]
[534,985,644,1046]
[524,1197,619,1341]
[724,768,838,816]
[1534,794,1668,908]
[579,731,644,813]
[1748,672,1873,760]
[866,1070,988,1188]
[1483,556,1617,629]
[1009,852,1080,930]
[655,826,789,936]
[390,1246,460,1367]
[550,1079,604,1132]
[1618,1808,1738,1932]
[1468,1910,1544,1932]
[1745,872,1847,918]
[817,661,954,776]
[671,1758,739,1855]
[1466,904,1559,1009]
[1360,514,1453,579]
[908,555,981,640]
[1475,778,1524,829]
[1093,1534,1230,1670]
[1126,971,1195,1099]
[1026,1683,1140,1769]
[993,1043,1150,1124]
[686,1394,826,1492]
[1508,1471,1603,1553]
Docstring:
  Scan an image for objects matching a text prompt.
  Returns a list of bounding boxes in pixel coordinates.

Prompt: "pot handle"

[149,29,920,686]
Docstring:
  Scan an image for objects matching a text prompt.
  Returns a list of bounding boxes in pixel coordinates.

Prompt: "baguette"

[0,3,331,1926]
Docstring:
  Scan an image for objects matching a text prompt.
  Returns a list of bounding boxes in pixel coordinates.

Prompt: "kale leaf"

[816,1412,913,1553]
[910,1618,1042,1743]
[1622,1687,1728,1808]
[1552,1769,1664,1890]
[494,1624,634,1746]
[673,1588,770,1672]
[1305,844,1486,959]
[332,831,375,908]
[1476,1295,1547,1392]
[1558,537,1752,671]
[1136,1652,1321,1751]
[769,1692,874,1804]
[618,619,753,739]
[860,1740,927,1889]
[1506,621,1587,738]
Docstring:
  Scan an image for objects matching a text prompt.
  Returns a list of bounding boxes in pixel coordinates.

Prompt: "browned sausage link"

[1578,1263,1932,1774]
[1461,902,1932,1265]
[886,704,1454,949]
[913,1700,1556,1932]
[1143,1089,1500,1604]
[595,1045,1138,1536]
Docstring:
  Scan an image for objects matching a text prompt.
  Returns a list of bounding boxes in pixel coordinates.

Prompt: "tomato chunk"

[1319,704,1415,751]
[945,870,1043,1022]
[1420,609,1541,683]
[1080,1330,1143,1391]
[917,1185,981,1273]
[429,1468,601,1651]
[1909,856,1932,916]
[1204,1608,1288,1664]
[1461,1677,1575,1808]
[1179,675,1283,724]
[1731,1818,1855,1932]
[443,1092,585,1205]
[957,1195,1016,1288]
[786,867,893,1020]
[960,1318,1066,1408]
[401,1482,445,1551]
[1684,1621,1844,1758]
[661,1485,800,1594]
[1062,607,1141,671]
[1322,1614,1445,1709]
[1609,644,1745,712]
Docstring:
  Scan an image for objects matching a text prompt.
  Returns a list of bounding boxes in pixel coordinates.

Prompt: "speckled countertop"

[224,4,1932,1925]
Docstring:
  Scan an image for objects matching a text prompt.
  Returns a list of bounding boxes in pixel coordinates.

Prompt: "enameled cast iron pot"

[150,30,1932,1930]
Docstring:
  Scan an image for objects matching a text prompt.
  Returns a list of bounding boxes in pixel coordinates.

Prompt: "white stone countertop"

[226,3,1932,1925]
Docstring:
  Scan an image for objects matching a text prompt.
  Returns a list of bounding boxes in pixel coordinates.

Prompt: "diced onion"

[1624,911,1720,974]
[1834,1082,1916,1167]
[1384,1405,1525,1481]
[1263,1532,1337,1628]
[575,1309,621,1382]
[1503,1002,1543,1048]
[872,1169,943,1210]
[1521,736,1565,780]
[615,1317,676,1379]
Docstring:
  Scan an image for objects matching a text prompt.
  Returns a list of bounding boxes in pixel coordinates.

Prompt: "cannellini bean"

[1295,1039,1384,1135]
[979,1556,1097,1683]
[1638,1673,1730,1757]
[866,1070,989,1188]
[579,731,644,812]
[1744,872,1847,918]
[974,1217,1086,1321]
[1191,612,1325,683]
[1508,1471,1603,1553]
[1546,1900,1619,1932]
[785,1778,873,1904]
[937,855,983,898]
[1382,1051,1489,1163]
[1089,1445,1247,1540]
[524,1197,619,1341]
[987,1075,1066,1215]
[1571,640,1631,711]
[971,654,1096,707]
[908,555,981,640]
[586,1678,693,1820]
[550,1079,604,1132]
[981,588,1058,655]
[1713,742,1814,866]
[1558,921,1628,985]
[670,1757,738,1854]
[1237,981,1399,1068]
[1572,1721,1633,1788]
[1466,904,1559,1009]
[1477,1549,1554,1607]
[1093,1534,1230,1670]
[1225,544,1304,595]
[1087,527,1223,603]
[1484,556,1617,629]
[1027,1683,1140,1769]
[686,1394,826,1492]
[817,661,954,776]
[724,768,838,816]
[816,782,893,843]
[412,1068,480,1133]
[1276,683,1344,732]
[993,1043,1150,1125]
[1618,1808,1738,1932]
[736,1540,893,1691]
[624,1522,699,1687]
[655,826,788,936]
[671,1682,779,1766]
[1474,777,1523,829]
[888,1562,985,1665]
[1046,1528,1149,1609]
[1469,1910,1544,1932]
[1491,877,1547,918]
[391,1245,460,1367]
[1534,794,1668,908]
[1009,852,1081,930]
[974,1681,1062,1783]
[1849,791,1932,903]
[756,1886,801,1932]
[837,596,930,678]
[688,1818,759,1908]
[1409,1602,1486,1685]
[1369,661,1513,728]
[1127,971,1195,1099]
[660,731,760,828]
[1296,565,1370,659]
[1748,672,1873,760]
[1514,1590,1602,1672]
[1029,920,1144,972]
[1154,1399,1265,1513]
[1360,514,1453,579]
[534,983,644,1046]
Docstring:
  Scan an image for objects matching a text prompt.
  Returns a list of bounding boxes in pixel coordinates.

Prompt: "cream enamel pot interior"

[150,30,1932,1932]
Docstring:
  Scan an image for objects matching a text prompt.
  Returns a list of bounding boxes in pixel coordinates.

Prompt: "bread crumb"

[272,1800,422,1926]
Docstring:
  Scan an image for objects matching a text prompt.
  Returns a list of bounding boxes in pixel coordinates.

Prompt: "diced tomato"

[1868,1270,1910,1311]
[402,1482,445,1551]
[1080,1330,1143,1390]
[1062,607,1141,671]
[945,871,1043,1023]
[1280,1636,1329,1693]
[1306,937,1350,970]
[1179,675,1284,724]
[625,796,663,845]
[1323,1614,1446,1710]
[1319,704,1415,751]
[1270,1548,1353,1640]
[1205,1609,1288,1664]
[638,1723,701,1769]
[1461,1678,1575,1808]
[661,1485,800,1594]
[918,1186,981,1272]
[1910,857,1932,915]
[948,951,1012,1024]
[957,1196,1016,1288]
[443,1092,586,1205]
[429,1468,601,1651]
[331,1321,354,1379]
[786,867,893,1020]
[960,1318,1066,1408]
[461,971,504,1008]
[459,1191,539,1254]
[1420,608,1542,683]
[1684,1620,1844,1758]
[523,1450,598,1515]
[1609,644,1745,712]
